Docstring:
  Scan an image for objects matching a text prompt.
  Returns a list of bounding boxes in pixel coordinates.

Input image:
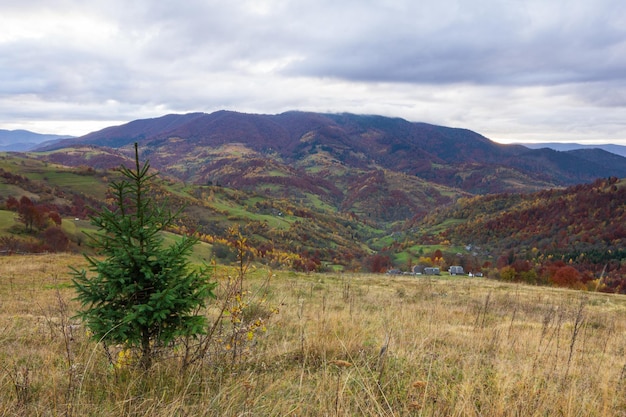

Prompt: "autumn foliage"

[412,177,626,292]
[6,196,61,232]
[2,195,69,252]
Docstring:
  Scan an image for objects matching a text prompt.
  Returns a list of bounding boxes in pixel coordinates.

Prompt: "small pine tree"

[72,144,215,369]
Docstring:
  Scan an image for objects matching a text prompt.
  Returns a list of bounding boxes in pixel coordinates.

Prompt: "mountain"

[40,111,626,187]
[522,142,626,158]
[0,129,73,151]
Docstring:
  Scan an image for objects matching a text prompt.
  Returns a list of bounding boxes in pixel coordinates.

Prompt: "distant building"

[423,267,440,275]
[449,265,464,275]
[412,265,424,274]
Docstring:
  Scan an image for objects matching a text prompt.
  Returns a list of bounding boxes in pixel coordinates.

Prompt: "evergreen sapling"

[72,144,215,369]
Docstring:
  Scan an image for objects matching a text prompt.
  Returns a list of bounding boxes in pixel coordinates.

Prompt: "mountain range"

[522,142,626,158]
[0,129,73,152]
[40,111,626,203]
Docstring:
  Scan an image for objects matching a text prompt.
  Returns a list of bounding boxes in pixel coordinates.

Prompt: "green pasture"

[210,199,292,230]
[367,234,401,250]
[0,154,42,170]
[60,218,97,241]
[0,210,15,232]
[0,153,110,198]
[392,250,412,267]
[35,171,109,197]
[302,192,336,212]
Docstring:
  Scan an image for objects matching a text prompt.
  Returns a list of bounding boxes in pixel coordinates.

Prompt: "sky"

[1,0,626,145]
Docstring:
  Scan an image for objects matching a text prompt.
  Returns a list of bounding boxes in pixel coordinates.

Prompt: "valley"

[2,110,626,292]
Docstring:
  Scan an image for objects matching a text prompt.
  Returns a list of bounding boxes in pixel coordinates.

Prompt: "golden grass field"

[2,254,626,416]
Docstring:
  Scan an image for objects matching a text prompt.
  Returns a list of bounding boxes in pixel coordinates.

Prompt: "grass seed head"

[408,400,421,410]
[412,380,427,389]
[329,359,352,368]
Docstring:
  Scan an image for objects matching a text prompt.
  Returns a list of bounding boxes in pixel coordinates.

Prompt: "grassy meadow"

[2,254,626,416]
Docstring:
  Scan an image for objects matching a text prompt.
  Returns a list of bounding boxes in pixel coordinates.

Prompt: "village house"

[449,265,464,275]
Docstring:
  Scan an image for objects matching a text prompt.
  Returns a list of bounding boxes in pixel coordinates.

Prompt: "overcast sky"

[2,0,626,144]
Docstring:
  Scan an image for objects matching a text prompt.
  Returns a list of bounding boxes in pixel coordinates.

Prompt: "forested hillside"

[41,111,626,197]
[0,153,376,271]
[408,177,626,292]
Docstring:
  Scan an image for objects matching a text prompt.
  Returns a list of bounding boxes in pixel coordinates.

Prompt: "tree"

[72,144,215,369]
[5,196,19,211]
[17,196,39,232]
[47,211,62,226]
[365,253,392,273]
[42,226,69,252]
[8,196,58,232]
[551,265,582,288]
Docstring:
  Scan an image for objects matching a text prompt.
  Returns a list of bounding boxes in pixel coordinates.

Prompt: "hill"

[41,110,626,193]
[0,152,378,271]
[405,177,626,291]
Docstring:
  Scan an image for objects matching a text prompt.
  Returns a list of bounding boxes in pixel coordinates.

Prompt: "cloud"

[279,0,626,86]
[0,0,626,143]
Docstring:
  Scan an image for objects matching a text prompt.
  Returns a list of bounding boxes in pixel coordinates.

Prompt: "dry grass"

[1,254,626,416]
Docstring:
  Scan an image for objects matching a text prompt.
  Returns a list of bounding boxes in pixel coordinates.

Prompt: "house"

[449,265,464,275]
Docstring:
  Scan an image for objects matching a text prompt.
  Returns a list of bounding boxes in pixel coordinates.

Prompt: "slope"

[0,151,379,270]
